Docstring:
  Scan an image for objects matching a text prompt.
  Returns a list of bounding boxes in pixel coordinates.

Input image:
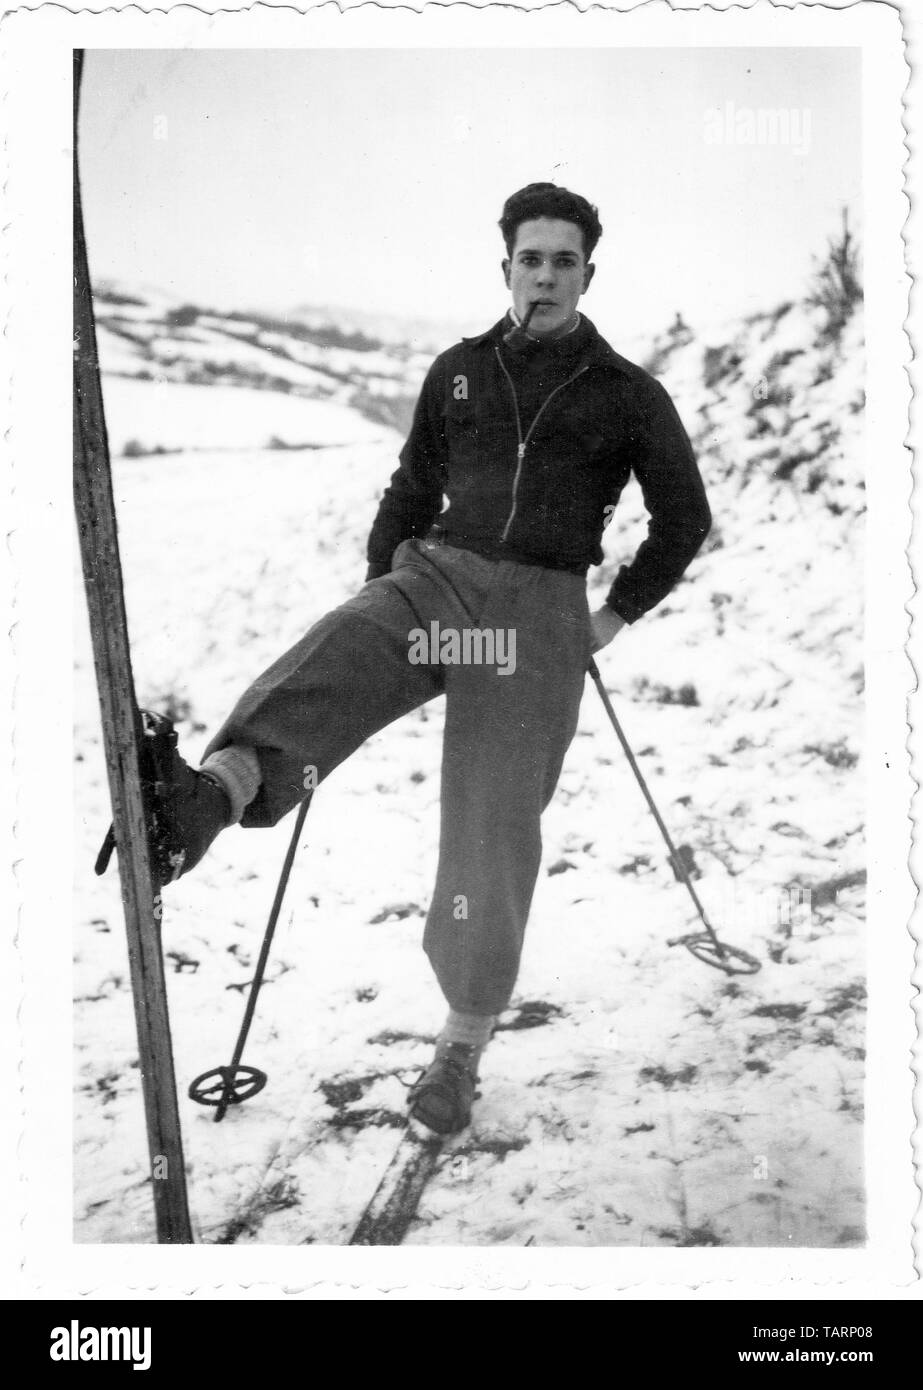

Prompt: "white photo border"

[2,0,918,1296]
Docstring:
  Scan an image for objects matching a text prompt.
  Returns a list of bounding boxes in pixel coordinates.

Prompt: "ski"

[349,1118,446,1246]
[73,49,192,1243]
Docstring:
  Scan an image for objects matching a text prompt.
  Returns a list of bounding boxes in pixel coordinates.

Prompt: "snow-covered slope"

[92,284,433,447]
[74,282,865,1247]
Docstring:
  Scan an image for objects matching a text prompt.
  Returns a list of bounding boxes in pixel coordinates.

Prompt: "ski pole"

[588,659,760,975]
[588,658,721,947]
[189,793,313,1119]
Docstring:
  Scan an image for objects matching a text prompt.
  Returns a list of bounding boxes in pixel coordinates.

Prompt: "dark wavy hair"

[499,183,603,260]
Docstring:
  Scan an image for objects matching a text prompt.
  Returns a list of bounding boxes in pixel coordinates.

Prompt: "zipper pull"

[517,442,526,461]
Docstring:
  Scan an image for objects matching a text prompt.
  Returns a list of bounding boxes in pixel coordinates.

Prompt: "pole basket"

[669,932,762,975]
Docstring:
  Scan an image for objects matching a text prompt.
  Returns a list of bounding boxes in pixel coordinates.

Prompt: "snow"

[100,377,389,456]
[92,285,425,452]
[259,331,416,383]
[93,325,147,377]
[74,289,865,1247]
[146,331,347,396]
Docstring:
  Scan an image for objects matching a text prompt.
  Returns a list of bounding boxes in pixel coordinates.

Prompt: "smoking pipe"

[502,300,541,351]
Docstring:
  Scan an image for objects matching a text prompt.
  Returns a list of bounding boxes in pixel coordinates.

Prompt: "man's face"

[503,217,595,338]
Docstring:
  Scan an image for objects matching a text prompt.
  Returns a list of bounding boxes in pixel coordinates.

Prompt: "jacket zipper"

[494,347,590,542]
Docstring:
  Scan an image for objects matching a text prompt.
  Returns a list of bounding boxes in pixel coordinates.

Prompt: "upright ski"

[73,49,192,1244]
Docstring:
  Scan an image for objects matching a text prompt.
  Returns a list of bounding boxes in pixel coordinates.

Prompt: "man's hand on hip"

[590,604,626,653]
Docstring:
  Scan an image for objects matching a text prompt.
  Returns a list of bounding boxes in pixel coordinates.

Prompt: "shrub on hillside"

[807,208,862,342]
[166,304,201,329]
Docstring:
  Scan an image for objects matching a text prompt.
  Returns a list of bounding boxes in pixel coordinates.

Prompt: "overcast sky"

[79,47,861,342]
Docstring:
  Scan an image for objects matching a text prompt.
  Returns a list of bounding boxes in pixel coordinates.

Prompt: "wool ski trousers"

[203,538,592,1014]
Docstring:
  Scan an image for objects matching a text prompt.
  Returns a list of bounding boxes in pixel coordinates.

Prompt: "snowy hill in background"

[75,274,866,1247]
[93,282,435,447]
[288,299,485,355]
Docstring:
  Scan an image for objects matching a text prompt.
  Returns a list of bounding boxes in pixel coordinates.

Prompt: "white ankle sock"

[438,1008,496,1054]
[200,745,262,825]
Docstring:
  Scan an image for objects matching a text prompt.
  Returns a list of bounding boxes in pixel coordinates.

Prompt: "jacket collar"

[461,313,635,378]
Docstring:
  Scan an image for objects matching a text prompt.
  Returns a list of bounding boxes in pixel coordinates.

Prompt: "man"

[138,183,711,1135]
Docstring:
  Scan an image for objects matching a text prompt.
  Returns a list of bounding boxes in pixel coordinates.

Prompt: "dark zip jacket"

[366,313,711,623]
